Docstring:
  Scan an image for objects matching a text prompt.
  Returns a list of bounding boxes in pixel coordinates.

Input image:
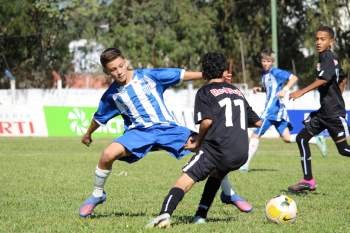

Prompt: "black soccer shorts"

[182,146,246,182]
[304,111,349,141]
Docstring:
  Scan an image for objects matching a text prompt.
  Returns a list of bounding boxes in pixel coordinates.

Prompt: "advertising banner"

[1,105,348,138]
[0,106,47,136]
[43,106,124,137]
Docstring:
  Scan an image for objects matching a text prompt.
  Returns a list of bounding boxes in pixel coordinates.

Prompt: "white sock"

[289,134,297,143]
[242,138,260,168]
[221,175,235,196]
[92,166,111,197]
[309,137,317,144]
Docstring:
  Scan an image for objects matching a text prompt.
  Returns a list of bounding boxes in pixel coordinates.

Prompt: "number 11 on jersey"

[219,98,246,130]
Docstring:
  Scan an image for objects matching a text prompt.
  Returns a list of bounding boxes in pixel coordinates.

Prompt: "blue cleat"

[79,192,106,217]
[220,192,253,213]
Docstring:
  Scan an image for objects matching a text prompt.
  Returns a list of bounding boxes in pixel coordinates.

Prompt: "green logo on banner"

[44,106,124,137]
[67,108,90,135]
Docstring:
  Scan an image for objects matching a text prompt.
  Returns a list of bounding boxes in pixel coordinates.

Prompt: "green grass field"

[0,137,349,233]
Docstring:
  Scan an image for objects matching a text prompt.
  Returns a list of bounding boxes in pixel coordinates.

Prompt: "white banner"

[0,106,47,136]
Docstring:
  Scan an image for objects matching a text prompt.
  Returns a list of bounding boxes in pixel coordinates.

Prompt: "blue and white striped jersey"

[261,67,292,121]
[93,68,185,130]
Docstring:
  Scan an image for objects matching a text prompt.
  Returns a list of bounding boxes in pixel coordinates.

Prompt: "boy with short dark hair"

[146,52,261,228]
[288,26,350,193]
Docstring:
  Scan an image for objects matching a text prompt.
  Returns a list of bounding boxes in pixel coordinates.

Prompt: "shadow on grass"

[92,211,146,219]
[241,168,278,173]
[281,189,325,196]
[171,215,239,225]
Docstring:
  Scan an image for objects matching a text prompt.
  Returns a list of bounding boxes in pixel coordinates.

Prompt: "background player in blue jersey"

[288,26,350,193]
[146,52,261,228]
[239,48,327,172]
[79,48,252,218]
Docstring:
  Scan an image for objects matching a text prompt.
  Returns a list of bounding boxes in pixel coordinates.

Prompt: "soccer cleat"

[220,192,253,213]
[193,216,206,224]
[315,135,327,158]
[288,178,317,193]
[79,192,107,217]
[145,213,171,228]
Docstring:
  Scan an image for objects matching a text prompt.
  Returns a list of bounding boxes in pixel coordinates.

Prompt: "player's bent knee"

[296,134,303,145]
[100,149,122,165]
[336,140,350,157]
[282,137,290,143]
[296,129,313,145]
[99,152,116,165]
[174,173,195,193]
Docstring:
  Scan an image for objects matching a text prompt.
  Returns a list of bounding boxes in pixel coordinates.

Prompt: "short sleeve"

[318,52,335,81]
[93,82,120,125]
[271,68,292,83]
[142,68,184,89]
[194,89,215,124]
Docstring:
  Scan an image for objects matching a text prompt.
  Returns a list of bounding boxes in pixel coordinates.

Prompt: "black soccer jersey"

[194,82,259,156]
[316,50,346,117]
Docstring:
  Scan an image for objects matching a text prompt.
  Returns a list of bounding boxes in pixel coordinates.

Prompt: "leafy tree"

[0,0,348,89]
[0,0,106,88]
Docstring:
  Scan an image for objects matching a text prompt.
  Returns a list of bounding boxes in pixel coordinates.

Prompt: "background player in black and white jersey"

[146,52,262,228]
[288,26,350,193]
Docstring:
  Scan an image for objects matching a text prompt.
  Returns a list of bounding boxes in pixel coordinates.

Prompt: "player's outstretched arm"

[183,71,202,81]
[289,78,327,100]
[81,120,100,146]
[277,74,298,97]
[183,71,232,82]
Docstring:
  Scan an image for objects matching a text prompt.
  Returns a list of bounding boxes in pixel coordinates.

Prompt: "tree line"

[0,0,349,89]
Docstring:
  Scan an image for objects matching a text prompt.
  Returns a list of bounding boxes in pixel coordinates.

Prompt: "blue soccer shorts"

[115,124,192,163]
[254,118,292,136]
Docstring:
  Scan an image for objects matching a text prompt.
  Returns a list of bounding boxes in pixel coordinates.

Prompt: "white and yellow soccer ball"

[265,194,297,224]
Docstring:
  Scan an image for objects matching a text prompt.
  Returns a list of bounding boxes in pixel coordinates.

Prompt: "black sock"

[195,176,222,219]
[296,129,313,180]
[159,187,185,216]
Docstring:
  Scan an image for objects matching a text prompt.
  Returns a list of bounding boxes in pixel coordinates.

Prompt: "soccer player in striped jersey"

[78,48,252,218]
[239,48,327,172]
[288,26,350,193]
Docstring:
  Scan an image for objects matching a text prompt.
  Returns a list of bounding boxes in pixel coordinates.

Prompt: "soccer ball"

[265,194,297,224]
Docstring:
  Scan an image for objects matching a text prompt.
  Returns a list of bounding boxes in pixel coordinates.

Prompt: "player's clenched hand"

[289,90,304,100]
[81,134,92,146]
[184,136,199,152]
[276,90,287,98]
